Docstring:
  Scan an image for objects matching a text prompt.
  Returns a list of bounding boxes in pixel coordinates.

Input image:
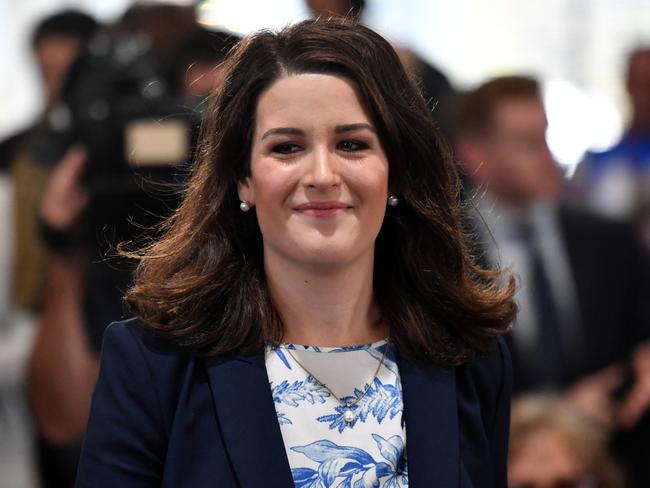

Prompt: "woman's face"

[239,73,389,269]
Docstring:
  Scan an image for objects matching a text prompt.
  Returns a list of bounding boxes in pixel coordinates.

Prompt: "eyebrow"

[334,123,376,134]
[261,127,303,140]
[260,123,376,141]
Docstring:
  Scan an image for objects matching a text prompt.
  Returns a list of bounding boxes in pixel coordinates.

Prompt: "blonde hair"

[510,395,624,488]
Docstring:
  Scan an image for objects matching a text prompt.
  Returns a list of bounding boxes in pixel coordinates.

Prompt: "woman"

[76,19,516,487]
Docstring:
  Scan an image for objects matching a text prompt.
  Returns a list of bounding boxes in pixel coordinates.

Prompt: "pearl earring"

[387,195,399,207]
[239,200,251,212]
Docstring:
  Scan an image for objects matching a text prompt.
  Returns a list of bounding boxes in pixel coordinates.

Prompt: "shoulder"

[454,337,512,486]
[455,337,512,439]
[582,139,630,168]
[79,319,202,485]
[100,318,198,408]
[559,205,634,236]
[558,205,645,262]
[456,336,511,403]
[582,136,650,174]
[468,335,511,377]
[102,317,189,365]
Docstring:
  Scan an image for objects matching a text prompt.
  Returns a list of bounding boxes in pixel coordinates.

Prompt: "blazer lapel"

[204,352,294,487]
[399,354,459,487]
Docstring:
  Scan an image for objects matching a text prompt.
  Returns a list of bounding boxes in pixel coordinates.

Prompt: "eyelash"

[338,140,369,152]
[271,142,301,155]
[270,140,369,155]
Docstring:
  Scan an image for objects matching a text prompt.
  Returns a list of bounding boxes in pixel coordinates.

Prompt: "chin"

[301,244,356,264]
[293,239,371,268]
[265,224,377,268]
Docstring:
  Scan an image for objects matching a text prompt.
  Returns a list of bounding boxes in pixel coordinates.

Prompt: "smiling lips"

[293,201,352,217]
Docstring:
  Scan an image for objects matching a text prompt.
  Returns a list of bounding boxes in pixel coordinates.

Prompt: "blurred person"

[28,146,96,488]
[175,27,239,103]
[172,26,241,155]
[574,47,650,251]
[32,12,97,106]
[455,75,650,486]
[509,395,624,488]
[112,2,196,58]
[0,9,98,311]
[0,160,40,488]
[0,9,98,488]
[76,19,517,487]
[28,5,233,487]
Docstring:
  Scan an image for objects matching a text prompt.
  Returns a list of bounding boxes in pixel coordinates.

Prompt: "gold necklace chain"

[281,340,391,424]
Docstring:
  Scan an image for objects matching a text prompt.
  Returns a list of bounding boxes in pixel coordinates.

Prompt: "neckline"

[277,338,389,353]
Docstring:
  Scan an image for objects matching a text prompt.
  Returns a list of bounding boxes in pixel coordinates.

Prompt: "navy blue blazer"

[76,319,511,487]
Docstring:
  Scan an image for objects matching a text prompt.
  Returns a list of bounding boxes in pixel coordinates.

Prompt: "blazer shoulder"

[460,336,511,387]
[455,336,512,487]
[101,318,198,411]
[456,336,512,435]
[103,318,191,365]
[559,204,638,244]
[78,319,196,486]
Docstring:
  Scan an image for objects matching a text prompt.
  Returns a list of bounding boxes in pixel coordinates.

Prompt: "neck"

[264,249,387,347]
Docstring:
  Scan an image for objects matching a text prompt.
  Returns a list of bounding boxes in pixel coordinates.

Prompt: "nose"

[303,146,341,190]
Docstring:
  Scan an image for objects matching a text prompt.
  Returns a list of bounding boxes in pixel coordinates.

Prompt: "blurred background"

[4,0,650,171]
[1,1,649,487]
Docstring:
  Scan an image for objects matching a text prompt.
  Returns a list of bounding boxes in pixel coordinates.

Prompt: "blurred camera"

[35,29,201,252]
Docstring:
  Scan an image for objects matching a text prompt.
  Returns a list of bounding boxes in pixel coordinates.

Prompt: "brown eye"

[272,143,301,154]
[337,140,368,152]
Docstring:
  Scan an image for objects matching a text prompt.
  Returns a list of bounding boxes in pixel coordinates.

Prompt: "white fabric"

[265,339,408,487]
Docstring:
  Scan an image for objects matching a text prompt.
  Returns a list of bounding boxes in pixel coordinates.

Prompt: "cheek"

[370,176,389,207]
[351,166,389,214]
[492,150,532,182]
[249,165,296,222]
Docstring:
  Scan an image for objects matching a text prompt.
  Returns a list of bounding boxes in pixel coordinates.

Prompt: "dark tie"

[520,222,565,388]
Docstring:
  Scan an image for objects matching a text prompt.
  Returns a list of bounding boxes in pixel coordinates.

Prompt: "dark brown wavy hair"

[125,18,516,365]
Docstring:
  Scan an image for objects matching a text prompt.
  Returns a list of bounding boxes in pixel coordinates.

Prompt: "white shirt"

[477,199,587,379]
[265,339,409,487]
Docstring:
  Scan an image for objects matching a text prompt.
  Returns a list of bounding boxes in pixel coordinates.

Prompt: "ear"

[455,136,489,183]
[237,177,255,204]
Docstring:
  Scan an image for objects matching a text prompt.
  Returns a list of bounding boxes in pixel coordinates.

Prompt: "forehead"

[254,73,373,131]
[35,34,81,52]
[491,97,547,133]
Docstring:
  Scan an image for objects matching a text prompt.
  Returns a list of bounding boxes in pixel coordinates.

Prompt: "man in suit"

[454,76,650,485]
[573,47,650,252]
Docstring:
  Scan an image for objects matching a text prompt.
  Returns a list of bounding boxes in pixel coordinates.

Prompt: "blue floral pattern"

[291,436,408,487]
[265,339,408,487]
[317,378,402,433]
[271,376,331,408]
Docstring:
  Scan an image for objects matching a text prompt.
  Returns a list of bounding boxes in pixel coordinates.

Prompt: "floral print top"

[265,339,408,487]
